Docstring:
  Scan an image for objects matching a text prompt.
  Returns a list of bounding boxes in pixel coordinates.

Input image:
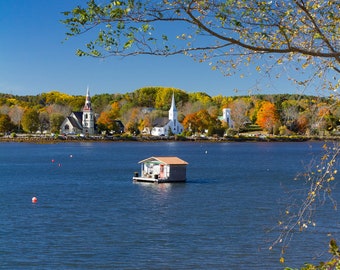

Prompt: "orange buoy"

[32,197,38,203]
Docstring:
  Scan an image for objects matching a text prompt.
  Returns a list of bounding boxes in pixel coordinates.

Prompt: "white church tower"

[169,93,177,122]
[222,108,233,128]
[82,87,95,135]
[168,93,183,134]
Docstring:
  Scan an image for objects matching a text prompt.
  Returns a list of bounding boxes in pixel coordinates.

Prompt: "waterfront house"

[133,156,188,183]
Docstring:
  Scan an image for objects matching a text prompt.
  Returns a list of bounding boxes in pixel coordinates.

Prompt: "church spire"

[82,87,95,135]
[170,92,177,112]
[83,86,92,111]
[169,92,177,122]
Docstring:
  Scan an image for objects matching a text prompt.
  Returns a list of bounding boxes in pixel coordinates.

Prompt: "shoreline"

[0,134,338,144]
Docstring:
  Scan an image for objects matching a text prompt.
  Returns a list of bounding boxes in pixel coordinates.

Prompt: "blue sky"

[0,0,301,97]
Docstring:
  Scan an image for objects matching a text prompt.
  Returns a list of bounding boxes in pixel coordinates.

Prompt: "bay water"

[1,141,339,269]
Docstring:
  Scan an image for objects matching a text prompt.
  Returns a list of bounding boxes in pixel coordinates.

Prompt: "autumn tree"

[256,101,280,134]
[50,113,65,134]
[281,100,300,133]
[230,99,251,132]
[8,105,24,132]
[96,101,122,133]
[69,96,87,111]
[133,87,158,108]
[45,104,71,117]
[42,91,74,106]
[91,93,116,113]
[316,105,338,134]
[188,92,213,107]
[124,107,140,135]
[21,108,40,133]
[139,113,152,135]
[0,114,14,133]
[182,112,198,134]
[39,111,50,133]
[182,109,217,134]
[296,113,309,135]
[212,95,233,110]
[0,104,10,115]
[154,88,188,110]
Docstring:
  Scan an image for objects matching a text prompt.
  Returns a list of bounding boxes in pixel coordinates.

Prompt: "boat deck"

[132,176,185,183]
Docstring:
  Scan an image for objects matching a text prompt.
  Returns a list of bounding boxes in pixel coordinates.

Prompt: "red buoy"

[32,197,38,203]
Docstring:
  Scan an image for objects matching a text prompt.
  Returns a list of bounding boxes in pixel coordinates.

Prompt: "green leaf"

[123,39,134,49]
[76,49,86,56]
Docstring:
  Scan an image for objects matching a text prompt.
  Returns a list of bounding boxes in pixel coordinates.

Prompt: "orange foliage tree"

[183,109,217,134]
[125,107,140,134]
[256,101,280,134]
[96,102,121,132]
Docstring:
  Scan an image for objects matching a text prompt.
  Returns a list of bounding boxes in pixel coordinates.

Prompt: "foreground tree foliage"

[285,239,340,270]
[62,0,340,268]
[62,0,339,91]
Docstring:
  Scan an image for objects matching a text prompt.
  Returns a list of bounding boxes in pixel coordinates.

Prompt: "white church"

[150,93,184,136]
[60,88,96,135]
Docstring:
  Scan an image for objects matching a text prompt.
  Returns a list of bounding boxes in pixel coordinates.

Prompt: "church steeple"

[169,92,177,121]
[83,87,92,111]
[82,87,95,134]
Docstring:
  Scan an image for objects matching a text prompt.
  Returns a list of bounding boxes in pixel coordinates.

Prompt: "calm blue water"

[0,141,339,269]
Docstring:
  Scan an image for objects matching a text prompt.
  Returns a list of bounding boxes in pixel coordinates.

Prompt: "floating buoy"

[32,197,38,203]
[51,159,55,163]
[70,154,73,158]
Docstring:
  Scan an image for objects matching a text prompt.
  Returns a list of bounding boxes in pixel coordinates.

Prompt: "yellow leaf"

[302,63,309,69]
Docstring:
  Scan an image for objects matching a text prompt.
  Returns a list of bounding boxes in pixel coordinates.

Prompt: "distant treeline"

[0,87,339,137]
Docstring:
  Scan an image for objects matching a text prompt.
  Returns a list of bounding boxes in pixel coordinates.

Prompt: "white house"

[151,93,184,136]
[60,88,96,135]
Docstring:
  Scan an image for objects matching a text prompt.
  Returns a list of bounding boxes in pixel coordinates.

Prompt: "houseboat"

[133,156,188,183]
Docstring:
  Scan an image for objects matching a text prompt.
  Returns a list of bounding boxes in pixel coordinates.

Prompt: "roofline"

[138,156,188,165]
